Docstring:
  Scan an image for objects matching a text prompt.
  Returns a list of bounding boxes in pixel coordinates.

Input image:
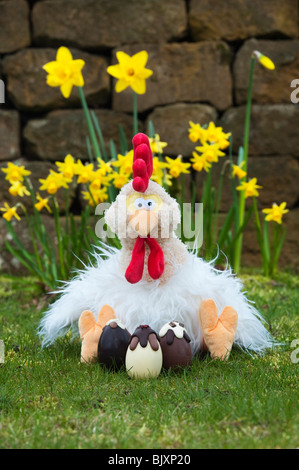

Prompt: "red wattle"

[146,237,165,280]
[125,236,165,284]
[125,237,145,284]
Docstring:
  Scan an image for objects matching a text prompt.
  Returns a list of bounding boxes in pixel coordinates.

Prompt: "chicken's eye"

[134,198,145,210]
[144,199,156,210]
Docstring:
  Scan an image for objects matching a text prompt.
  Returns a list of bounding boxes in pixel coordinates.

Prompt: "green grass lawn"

[0,270,298,449]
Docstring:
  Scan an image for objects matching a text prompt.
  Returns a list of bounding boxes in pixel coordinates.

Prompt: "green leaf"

[91,110,108,162]
[217,205,235,249]
[109,139,118,160]
[147,120,155,138]
[237,146,244,166]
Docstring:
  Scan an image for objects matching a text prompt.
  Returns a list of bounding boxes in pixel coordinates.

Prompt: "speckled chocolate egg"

[159,321,192,370]
[125,325,162,379]
[98,319,131,371]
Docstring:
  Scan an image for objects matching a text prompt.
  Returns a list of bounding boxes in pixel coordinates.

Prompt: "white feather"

[38,244,274,355]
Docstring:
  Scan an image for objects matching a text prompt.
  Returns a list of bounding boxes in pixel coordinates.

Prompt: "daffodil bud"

[253,51,275,70]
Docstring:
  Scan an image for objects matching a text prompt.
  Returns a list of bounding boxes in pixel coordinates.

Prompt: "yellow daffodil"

[262,202,289,225]
[82,187,108,206]
[74,160,94,184]
[110,171,131,189]
[188,121,207,143]
[190,152,212,173]
[149,134,168,155]
[236,177,262,198]
[8,181,30,197]
[34,193,52,213]
[89,169,111,191]
[232,162,247,180]
[0,202,21,222]
[97,159,113,176]
[107,50,153,94]
[55,154,76,180]
[205,122,231,150]
[111,151,133,176]
[253,50,275,71]
[39,170,69,195]
[1,162,31,183]
[43,46,85,98]
[164,173,173,187]
[195,142,226,164]
[165,156,191,178]
[151,157,168,185]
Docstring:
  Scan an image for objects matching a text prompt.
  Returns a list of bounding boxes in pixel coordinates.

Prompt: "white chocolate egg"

[125,325,162,379]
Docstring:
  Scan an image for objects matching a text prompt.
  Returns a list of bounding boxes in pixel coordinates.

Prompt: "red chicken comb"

[132,133,153,193]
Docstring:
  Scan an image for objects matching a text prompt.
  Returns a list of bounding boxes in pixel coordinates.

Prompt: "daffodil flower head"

[110,171,131,189]
[82,187,108,206]
[149,134,168,155]
[195,142,225,164]
[8,181,30,197]
[1,162,31,183]
[232,161,247,180]
[39,170,69,195]
[165,156,191,178]
[74,160,94,184]
[188,121,207,144]
[205,122,231,150]
[236,177,262,198]
[34,193,52,213]
[190,151,212,173]
[107,50,153,95]
[262,202,289,224]
[151,157,168,185]
[111,151,134,176]
[89,169,111,191]
[97,159,113,175]
[0,202,21,222]
[55,154,76,180]
[253,50,275,71]
[43,47,85,98]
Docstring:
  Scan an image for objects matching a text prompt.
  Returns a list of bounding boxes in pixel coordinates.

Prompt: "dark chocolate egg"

[159,321,192,370]
[98,319,131,370]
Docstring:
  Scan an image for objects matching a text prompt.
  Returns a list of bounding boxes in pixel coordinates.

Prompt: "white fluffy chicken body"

[39,177,274,356]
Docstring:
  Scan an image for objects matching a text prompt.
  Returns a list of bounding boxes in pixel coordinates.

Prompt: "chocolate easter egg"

[159,321,192,370]
[125,325,162,379]
[98,319,131,371]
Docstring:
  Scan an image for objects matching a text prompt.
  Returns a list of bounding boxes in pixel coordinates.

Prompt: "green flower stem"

[91,110,108,162]
[52,196,67,280]
[87,184,97,208]
[21,204,43,274]
[78,86,101,160]
[132,91,138,136]
[272,223,286,276]
[233,56,256,273]
[252,196,269,276]
[213,159,230,247]
[23,176,52,262]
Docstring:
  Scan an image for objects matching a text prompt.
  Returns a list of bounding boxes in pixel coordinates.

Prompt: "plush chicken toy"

[39,133,273,362]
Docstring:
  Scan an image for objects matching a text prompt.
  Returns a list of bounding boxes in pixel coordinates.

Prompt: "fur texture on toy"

[38,133,274,362]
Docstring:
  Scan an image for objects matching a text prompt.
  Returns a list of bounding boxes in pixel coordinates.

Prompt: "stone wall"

[0,0,299,273]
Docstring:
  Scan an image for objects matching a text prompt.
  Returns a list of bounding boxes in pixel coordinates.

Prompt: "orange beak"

[128,209,159,237]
